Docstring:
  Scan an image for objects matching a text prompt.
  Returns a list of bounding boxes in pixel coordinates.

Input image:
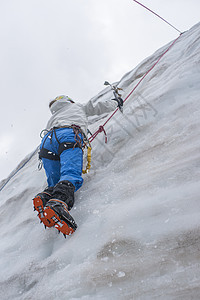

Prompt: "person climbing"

[33,95,119,237]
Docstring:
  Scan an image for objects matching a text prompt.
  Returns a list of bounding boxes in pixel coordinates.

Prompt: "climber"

[33,95,118,236]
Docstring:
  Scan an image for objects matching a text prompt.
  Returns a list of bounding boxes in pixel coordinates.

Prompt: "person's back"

[47,96,89,135]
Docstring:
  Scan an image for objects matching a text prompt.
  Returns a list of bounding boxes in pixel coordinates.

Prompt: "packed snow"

[0,22,200,299]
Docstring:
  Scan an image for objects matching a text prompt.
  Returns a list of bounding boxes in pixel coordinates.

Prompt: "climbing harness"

[39,125,92,174]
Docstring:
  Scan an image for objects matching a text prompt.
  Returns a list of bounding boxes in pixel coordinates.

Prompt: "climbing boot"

[33,181,77,237]
[33,186,54,227]
[51,180,75,210]
[44,199,77,237]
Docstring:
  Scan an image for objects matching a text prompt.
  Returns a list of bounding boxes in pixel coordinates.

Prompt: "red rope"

[123,34,182,104]
[89,33,182,144]
[132,0,182,34]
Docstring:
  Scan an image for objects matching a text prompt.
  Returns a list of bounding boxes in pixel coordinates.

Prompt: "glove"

[112,92,123,113]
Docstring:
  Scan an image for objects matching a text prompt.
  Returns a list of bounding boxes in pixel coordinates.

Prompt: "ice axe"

[104,81,124,113]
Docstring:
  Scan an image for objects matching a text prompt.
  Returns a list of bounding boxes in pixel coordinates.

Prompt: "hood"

[50,98,73,115]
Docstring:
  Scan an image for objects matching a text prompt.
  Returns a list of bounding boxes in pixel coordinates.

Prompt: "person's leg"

[34,186,54,206]
[44,135,83,232]
[46,148,83,214]
[42,158,60,187]
[39,130,61,187]
[36,128,83,234]
[59,147,83,192]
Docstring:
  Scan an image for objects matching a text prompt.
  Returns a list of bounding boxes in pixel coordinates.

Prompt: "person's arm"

[83,99,117,117]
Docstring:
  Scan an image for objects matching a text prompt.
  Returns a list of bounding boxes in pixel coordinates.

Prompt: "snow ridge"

[0,22,200,300]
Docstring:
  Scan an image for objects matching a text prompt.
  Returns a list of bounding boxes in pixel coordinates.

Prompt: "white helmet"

[49,95,74,108]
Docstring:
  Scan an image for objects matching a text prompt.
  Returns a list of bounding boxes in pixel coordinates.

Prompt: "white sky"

[0,0,199,181]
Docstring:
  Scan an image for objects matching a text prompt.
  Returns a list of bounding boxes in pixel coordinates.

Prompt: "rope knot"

[98,125,108,143]
[98,125,104,132]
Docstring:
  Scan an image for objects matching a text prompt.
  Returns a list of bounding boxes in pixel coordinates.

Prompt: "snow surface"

[0,22,200,300]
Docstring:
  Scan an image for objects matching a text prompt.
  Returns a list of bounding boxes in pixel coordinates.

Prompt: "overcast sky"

[0,0,199,182]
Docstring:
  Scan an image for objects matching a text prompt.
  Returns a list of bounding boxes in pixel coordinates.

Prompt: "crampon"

[33,196,75,238]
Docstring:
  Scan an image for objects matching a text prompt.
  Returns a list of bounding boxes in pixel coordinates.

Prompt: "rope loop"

[99,125,107,143]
